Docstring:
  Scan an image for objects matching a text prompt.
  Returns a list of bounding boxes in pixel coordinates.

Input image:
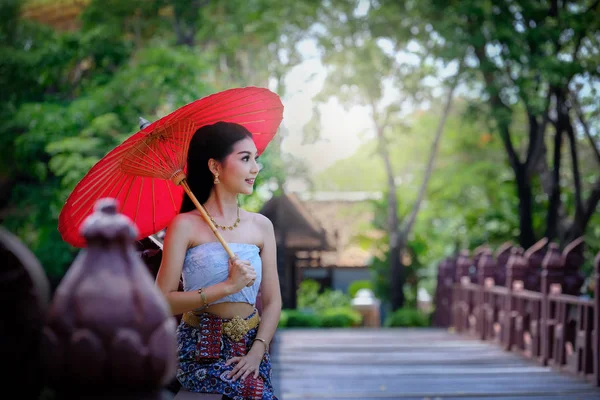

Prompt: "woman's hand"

[227,257,257,293]
[225,347,263,381]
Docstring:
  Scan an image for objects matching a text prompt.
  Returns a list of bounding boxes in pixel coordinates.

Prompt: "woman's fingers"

[225,356,241,366]
[227,360,244,378]
[241,368,253,381]
[232,364,249,381]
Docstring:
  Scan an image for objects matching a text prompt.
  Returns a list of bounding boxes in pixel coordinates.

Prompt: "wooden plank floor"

[270,328,600,400]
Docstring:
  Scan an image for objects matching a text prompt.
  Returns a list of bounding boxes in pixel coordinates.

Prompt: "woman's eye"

[242,156,249,161]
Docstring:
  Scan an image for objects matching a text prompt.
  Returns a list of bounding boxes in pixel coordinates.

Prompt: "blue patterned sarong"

[176,309,278,400]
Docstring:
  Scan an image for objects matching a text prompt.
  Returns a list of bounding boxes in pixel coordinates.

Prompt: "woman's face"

[218,137,260,195]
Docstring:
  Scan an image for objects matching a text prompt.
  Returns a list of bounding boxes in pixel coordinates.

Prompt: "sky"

[276,39,375,175]
[276,1,376,175]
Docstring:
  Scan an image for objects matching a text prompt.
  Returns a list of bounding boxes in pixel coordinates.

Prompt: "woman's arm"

[249,215,282,354]
[155,214,237,316]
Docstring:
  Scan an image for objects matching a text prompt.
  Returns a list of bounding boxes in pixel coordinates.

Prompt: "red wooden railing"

[434,237,599,387]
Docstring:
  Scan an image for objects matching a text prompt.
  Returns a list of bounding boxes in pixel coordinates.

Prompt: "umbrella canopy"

[59,87,284,248]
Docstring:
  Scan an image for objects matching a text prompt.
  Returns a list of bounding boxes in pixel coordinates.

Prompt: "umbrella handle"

[180,180,255,288]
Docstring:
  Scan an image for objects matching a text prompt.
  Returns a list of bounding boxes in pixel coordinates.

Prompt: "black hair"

[179,121,253,213]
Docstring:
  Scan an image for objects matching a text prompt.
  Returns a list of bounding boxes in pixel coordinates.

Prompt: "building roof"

[298,192,384,268]
[259,193,334,251]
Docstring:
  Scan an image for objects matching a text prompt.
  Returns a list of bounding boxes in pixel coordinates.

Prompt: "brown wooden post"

[524,237,548,291]
[504,247,526,351]
[41,198,178,398]
[561,237,586,296]
[477,249,496,340]
[453,250,472,333]
[494,242,514,287]
[539,242,565,366]
[594,251,600,386]
[434,257,456,328]
[472,245,489,283]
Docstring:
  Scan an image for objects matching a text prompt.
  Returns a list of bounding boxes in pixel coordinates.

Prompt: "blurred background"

[1,0,599,328]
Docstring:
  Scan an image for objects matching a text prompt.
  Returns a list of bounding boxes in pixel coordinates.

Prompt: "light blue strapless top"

[182,242,262,305]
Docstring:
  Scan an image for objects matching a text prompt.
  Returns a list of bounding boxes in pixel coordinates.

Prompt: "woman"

[155,121,281,400]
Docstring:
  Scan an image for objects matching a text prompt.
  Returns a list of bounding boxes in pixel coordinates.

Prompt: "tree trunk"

[563,95,600,243]
[545,125,563,241]
[566,177,600,242]
[373,117,403,310]
[515,164,536,249]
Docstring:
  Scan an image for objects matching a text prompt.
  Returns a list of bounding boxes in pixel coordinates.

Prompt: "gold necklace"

[205,206,241,231]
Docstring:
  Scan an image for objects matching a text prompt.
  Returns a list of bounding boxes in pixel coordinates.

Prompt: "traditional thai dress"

[176,242,278,400]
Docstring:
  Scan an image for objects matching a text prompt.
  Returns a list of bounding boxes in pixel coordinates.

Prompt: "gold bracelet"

[197,287,207,306]
[252,337,269,353]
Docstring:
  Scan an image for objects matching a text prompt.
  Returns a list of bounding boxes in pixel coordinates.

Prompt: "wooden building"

[260,192,381,308]
[258,192,334,309]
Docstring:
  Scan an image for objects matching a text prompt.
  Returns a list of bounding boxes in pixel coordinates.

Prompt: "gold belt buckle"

[223,315,250,342]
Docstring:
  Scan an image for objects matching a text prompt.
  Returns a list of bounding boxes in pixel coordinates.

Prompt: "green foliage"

[280,309,322,328]
[292,279,361,328]
[347,279,373,298]
[0,1,320,278]
[384,308,430,328]
[296,279,321,310]
[279,306,363,328]
[296,279,352,313]
[278,309,289,328]
[320,307,363,328]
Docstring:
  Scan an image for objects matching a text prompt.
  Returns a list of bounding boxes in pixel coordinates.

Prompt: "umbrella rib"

[152,177,156,233]
[70,165,123,217]
[70,163,121,208]
[186,102,282,125]
[166,180,178,214]
[133,176,144,225]
[70,142,138,198]
[123,144,173,176]
[174,88,252,118]
[137,140,175,171]
[176,90,276,122]
[70,171,129,228]
[163,135,189,171]
[111,173,131,202]
[121,174,136,216]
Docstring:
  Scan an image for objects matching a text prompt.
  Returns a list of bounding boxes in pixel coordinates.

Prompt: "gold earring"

[213,173,220,184]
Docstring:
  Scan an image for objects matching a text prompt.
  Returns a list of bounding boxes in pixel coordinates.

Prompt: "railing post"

[453,250,472,333]
[562,237,586,296]
[504,247,526,351]
[540,243,564,366]
[41,198,178,398]
[434,257,456,328]
[477,249,496,340]
[494,241,514,287]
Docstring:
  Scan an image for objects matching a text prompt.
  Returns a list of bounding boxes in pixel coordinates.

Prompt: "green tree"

[369,0,600,249]
[0,0,321,278]
[306,0,460,310]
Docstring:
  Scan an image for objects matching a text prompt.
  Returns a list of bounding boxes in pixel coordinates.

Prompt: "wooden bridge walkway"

[270,328,600,400]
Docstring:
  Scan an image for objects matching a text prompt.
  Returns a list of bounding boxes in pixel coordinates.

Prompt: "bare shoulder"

[243,211,275,248]
[164,212,195,242]
[249,212,274,233]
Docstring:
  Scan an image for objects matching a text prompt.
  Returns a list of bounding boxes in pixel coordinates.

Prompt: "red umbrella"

[58,87,284,255]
